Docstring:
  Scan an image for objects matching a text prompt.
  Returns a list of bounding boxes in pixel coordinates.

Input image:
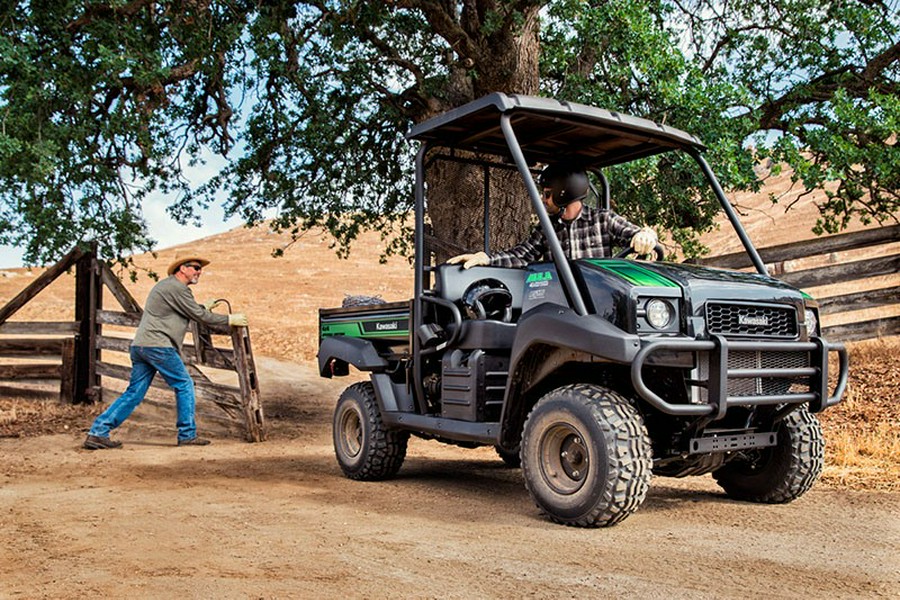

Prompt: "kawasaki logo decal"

[587,260,679,288]
[321,317,409,338]
[739,314,770,326]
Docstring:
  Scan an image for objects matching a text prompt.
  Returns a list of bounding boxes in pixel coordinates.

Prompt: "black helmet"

[462,278,513,322]
[538,165,589,207]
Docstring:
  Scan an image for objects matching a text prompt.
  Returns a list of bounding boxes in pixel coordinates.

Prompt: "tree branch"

[396,0,483,62]
[66,0,153,31]
[757,41,900,129]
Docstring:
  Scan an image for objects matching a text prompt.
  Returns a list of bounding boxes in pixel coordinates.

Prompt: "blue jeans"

[89,346,198,442]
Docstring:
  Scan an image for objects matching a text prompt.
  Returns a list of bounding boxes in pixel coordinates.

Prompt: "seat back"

[432,265,526,315]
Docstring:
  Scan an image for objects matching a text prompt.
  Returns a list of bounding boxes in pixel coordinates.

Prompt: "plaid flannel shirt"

[489,206,642,268]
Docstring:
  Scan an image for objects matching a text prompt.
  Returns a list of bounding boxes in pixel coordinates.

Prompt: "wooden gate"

[0,245,266,442]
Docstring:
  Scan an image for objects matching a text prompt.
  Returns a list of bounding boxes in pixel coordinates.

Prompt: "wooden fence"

[698,224,899,342]
[0,245,266,441]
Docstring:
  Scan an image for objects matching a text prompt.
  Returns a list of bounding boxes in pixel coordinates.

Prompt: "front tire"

[333,382,409,480]
[521,384,652,527]
[713,407,823,503]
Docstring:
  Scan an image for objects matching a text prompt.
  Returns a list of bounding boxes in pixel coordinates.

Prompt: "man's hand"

[203,299,222,311]
[446,251,490,269]
[631,227,658,256]
[228,313,249,327]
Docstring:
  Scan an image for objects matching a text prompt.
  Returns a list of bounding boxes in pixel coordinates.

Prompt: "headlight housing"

[646,299,673,329]
[805,308,819,336]
[636,293,681,335]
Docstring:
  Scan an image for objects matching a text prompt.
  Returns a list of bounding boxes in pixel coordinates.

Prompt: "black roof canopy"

[406,93,705,169]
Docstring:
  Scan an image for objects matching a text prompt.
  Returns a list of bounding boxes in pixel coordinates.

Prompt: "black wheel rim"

[539,422,589,495]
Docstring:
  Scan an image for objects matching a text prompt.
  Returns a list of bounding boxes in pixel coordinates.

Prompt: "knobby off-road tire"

[333,382,409,481]
[713,407,824,503]
[521,384,652,527]
[495,445,521,468]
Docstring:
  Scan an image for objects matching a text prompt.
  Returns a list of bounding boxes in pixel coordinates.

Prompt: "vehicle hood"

[582,259,807,302]
[575,259,809,335]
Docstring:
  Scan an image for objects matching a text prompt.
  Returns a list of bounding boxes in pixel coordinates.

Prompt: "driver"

[448,165,658,269]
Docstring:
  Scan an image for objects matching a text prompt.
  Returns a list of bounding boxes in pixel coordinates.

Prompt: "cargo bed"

[319,301,411,345]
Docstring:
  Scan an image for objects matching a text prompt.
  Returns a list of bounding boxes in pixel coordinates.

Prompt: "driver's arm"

[490,227,547,268]
[607,212,656,254]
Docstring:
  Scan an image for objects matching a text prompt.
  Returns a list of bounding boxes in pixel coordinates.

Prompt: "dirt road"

[1,359,898,599]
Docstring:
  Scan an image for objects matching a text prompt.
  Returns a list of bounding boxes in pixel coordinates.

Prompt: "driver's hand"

[631,227,658,256]
[447,251,490,269]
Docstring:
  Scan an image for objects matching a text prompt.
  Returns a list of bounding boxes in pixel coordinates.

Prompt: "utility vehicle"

[318,93,849,527]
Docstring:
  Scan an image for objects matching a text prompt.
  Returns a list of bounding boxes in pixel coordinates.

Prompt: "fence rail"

[698,225,899,342]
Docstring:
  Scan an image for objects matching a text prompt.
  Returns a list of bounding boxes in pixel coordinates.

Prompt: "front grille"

[706,302,798,338]
[695,350,811,403]
[727,350,811,397]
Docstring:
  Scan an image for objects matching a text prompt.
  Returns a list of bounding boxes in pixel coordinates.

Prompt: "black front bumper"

[630,334,849,419]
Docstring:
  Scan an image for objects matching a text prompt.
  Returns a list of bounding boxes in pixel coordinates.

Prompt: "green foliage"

[541,0,899,254]
[178,2,428,259]
[0,0,896,265]
[0,0,252,264]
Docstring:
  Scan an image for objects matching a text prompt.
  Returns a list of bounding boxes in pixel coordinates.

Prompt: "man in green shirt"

[84,255,248,449]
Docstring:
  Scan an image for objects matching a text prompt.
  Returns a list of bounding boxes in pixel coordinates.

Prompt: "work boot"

[177,437,211,446]
[83,435,123,450]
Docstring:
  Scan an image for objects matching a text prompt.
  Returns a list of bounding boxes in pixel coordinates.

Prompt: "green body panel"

[319,301,410,343]
[320,321,408,338]
[586,259,680,288]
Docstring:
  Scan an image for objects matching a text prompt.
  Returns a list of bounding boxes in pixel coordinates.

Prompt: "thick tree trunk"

[425,5,541,258]
[426,158,533,263]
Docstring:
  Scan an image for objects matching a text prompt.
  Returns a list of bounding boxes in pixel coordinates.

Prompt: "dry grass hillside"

[0,165,897,490]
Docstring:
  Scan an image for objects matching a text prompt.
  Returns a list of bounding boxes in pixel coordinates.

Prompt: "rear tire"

[495,444,521,468]
[333,382,409,480]
[521,384,652,527]
[713,407,823,503]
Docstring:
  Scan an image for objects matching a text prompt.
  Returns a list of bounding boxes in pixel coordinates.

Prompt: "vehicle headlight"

[805,308,819,336]
[646,299,673,329]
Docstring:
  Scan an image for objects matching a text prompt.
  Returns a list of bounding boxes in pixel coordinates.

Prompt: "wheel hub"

[540,423,590,495]
[560,435,588,481]
[338,407,363,458]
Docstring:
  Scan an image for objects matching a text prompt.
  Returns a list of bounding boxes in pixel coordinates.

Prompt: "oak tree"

[0,0,896,265]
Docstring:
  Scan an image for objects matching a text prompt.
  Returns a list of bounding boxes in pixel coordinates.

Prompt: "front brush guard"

[630,334,848,419]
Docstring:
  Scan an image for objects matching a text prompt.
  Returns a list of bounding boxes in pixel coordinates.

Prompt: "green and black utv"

[318,93,849,527]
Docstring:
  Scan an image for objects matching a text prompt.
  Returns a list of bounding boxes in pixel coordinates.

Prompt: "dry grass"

[0,388,100,438]
[822,424,900,491]
[818,338,900,491]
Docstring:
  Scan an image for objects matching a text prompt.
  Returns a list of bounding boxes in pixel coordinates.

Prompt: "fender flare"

[317,336,388,378]
[509,303,641,367]
[499,303,641,445]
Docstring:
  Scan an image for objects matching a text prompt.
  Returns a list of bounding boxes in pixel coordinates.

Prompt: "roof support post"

[500,114,588,316]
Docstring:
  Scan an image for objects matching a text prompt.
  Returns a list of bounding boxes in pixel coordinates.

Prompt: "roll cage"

[405,93,770,409]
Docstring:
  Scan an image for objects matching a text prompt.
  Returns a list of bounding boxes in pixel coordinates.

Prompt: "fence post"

[59,337,76,404]
[74,244,102,404]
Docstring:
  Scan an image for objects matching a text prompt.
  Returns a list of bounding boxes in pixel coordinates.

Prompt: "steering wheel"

[613,243,665,261]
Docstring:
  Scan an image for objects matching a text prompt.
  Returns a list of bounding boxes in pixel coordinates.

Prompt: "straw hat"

[167,255,211,276]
